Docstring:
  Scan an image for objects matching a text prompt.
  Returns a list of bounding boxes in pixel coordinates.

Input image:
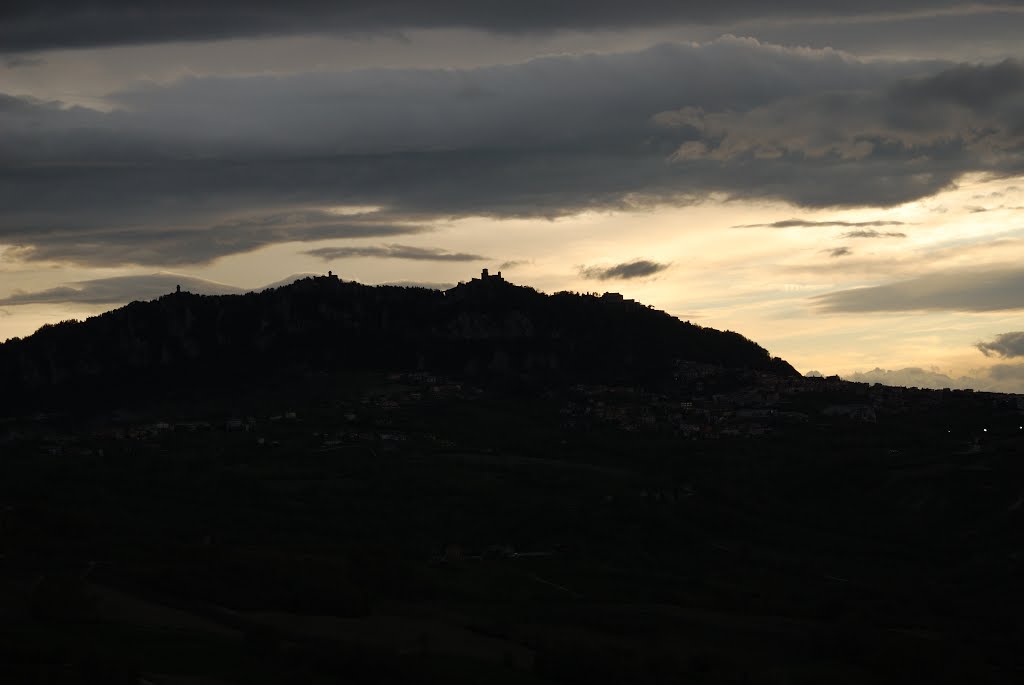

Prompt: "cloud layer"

[977,331,1024,358]
[3,39,1024,270]
[305,244,486,261]
[1,208,428,267]
[736,219,908,229]
[581,259,670,280]
[840,229,907,238]
[0,2,991,52]
[843,366,973,390]
[814,266,1024,312]
[843,364,1024,393]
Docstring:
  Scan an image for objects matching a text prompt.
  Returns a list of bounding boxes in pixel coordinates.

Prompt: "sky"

[3,2,1024,391]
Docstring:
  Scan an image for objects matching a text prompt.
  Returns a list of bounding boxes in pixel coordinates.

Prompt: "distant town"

[5,360,1020,458]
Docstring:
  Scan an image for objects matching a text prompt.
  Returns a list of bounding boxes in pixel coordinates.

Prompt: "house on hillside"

[822,404,877,422]
[601,291,637,306]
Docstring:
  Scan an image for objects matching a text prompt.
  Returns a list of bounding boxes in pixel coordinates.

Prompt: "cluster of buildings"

[5,362,1022,455]
[556,365,1024,440]
[557,384,805,439]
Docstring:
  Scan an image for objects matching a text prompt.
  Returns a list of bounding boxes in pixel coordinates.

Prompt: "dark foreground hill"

[0,273,795,413]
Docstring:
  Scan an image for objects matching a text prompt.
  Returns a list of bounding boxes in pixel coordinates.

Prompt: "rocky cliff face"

[0,276,797,411]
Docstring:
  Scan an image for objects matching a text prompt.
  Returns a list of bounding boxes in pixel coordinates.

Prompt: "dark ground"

[2,371,1022,684]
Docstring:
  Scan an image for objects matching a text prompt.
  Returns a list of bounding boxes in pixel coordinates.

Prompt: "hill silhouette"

[2,273,1023,684]
[0,271,796,413]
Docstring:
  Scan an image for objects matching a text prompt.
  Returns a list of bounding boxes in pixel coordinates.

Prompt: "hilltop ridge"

[0,271,796,413]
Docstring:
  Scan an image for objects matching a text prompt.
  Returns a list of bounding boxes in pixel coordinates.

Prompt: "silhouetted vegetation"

[0,275,795,414]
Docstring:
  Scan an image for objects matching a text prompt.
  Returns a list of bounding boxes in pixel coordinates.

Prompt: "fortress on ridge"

[444,268,510,302]
[459,267,635,305]
[474,268,504,283]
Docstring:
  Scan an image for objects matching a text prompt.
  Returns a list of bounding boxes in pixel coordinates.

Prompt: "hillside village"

[5,361,1021,458]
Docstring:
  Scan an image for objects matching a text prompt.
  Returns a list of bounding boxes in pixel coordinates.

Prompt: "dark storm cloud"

[655,58,1024,202]
[660,61,1024,166]
[2,40,1024,267]
[1,208,429,267]
[91,38,911,156]
[735,219,907,228]
[895,59,1024,110]
[719,6,1024,61]
[0,1,990,52]
[305,244,486,261]
[977,331,1024,358]
[827,247,853,257]
[813,266,1024,313]
[1,38,938,266]
[581,260,670,280]
[0,273,244,306]
[841,229,907,238]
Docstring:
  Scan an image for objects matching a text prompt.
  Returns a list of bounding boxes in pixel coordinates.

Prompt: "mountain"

[0,272,796,413]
